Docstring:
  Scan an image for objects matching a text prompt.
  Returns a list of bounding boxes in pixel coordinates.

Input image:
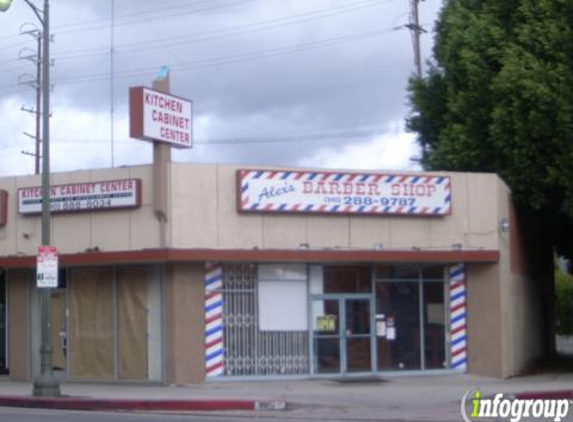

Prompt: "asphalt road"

[0,407,406,422]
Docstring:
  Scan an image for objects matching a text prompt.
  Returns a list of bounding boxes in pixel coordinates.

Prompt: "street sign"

[37,246,58,288]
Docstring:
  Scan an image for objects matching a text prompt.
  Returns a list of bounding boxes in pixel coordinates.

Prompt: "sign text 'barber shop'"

[18,179,141,214]
[237,170,451,216]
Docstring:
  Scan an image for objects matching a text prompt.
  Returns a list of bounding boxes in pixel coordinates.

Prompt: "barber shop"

[0,160,545,384]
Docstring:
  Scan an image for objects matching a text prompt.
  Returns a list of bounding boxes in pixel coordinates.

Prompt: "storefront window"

[70,267,115,379]
[423,282,446,369]
[66,265,162,380]
[323,266,371,294]
[376,282,421,370]
[375,265,447,371]
[222,263,310,377]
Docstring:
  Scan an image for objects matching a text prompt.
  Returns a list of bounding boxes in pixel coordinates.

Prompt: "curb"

[0,395,287,412]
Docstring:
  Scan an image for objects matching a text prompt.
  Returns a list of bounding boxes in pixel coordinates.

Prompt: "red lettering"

[343,183,353,194]
[368,183,380,196]
[415,184,426,197]
[328,182,342,195]
[303,181,312,194]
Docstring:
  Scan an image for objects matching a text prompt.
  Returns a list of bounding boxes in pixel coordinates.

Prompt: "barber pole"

[205,262,224,377]
[450,263,467,371]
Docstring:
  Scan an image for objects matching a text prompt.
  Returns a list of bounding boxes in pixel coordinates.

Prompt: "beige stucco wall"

[496,183,543,377]
[163,262,205,385]
[0,165,160,256]
[170,163,502,251]
[0,163,504,254]
[466,263,502,377]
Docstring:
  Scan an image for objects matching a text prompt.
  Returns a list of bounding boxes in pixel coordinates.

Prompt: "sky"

[0,0,444,177]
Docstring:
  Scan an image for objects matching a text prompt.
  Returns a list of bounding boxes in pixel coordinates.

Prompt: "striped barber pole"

[205,262,224,377]
[450,263,467,371]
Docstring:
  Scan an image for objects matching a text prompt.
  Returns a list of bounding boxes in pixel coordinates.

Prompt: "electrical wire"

[0,0,395,71]
[0,26,398,94]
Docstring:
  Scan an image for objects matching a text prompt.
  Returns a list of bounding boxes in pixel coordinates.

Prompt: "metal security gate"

[222,263,309,377]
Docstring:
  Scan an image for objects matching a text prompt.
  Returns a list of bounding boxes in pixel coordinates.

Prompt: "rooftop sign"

[237,169,451,216]
[129,86,192,148]
[18,179,141,215]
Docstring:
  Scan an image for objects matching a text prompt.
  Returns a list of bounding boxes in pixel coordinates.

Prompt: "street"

[0,407,404,422]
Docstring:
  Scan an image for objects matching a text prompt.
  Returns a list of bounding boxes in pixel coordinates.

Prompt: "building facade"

[0,163,544,383]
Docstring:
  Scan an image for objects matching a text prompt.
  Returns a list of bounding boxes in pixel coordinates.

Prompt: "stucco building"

[0,163,545,383]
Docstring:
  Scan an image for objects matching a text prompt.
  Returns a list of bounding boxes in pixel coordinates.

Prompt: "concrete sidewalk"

[0,372,571,421]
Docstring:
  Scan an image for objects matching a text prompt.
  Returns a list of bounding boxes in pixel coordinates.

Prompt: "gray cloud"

[0,0,443,175]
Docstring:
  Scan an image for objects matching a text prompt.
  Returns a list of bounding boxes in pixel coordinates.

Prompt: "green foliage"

[555,264,573,335]
[407,0,573,217]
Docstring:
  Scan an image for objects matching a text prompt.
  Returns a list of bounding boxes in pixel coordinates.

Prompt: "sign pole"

[151,69,171,248]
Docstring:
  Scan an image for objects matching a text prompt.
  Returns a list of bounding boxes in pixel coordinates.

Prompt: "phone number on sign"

[322,196,417,207]
[50,199,113,211]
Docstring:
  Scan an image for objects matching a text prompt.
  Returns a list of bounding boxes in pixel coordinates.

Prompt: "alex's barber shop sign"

[237,169,451,216]
[18,179,141,215]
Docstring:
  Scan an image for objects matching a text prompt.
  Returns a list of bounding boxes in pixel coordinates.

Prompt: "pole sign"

[18,179,141,215]
[37,246,58,288]
[129,86,193,148]
[237,169,452,216]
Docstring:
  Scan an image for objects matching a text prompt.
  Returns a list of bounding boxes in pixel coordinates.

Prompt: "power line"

[0,0,259,46]
[0,0,395,71]
[57,28,397,85]
[0,25,397,94]
[0,124,397,150]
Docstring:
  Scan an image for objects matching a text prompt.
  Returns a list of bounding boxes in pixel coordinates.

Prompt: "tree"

[407,0,573,244]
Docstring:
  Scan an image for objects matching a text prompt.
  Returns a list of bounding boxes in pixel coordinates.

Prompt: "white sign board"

[237,169,452,216]
[18,179,141,214]
[37,246,58,288]
[129,86,193,148]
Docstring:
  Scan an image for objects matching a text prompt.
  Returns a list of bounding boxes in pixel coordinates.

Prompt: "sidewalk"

[0,372,571,421]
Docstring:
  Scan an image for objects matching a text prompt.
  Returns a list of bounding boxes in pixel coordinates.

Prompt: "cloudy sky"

[0,0,443,177]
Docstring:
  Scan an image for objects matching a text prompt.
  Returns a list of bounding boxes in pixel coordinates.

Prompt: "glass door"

[311,295,373,375]
[312,299,341,374]
[344,298,372,373]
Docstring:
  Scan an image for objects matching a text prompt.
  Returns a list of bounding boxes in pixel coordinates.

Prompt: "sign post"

[129,68,193,247]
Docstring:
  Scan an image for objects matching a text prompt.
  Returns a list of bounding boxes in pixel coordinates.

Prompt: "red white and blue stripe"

[450,263,467,371]
[205,262,224,377]
[238,169,451,216]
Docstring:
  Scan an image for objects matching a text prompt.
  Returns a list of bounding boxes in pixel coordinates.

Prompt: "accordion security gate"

[220,263,309,377]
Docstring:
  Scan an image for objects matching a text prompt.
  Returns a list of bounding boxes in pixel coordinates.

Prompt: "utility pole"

[110,0,115,168]
[406,0,425,78]
[33,30,41,174]
[18,24,42,174]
